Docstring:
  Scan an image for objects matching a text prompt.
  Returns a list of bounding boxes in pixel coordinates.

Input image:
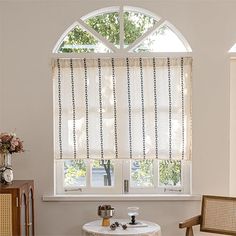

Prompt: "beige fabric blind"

[52,57,192,160]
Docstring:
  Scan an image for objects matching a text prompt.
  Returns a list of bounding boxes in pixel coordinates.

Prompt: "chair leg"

[186,227,194,236]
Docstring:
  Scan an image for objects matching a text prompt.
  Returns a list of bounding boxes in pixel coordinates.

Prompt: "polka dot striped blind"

[52,57,192,160]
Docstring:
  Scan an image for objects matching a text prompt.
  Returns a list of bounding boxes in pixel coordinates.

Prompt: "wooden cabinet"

[0,180,34,236]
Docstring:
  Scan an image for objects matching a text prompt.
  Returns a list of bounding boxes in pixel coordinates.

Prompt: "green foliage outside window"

[59,27,98,53]
[131,160,154,187]
[64,159,181,187]
[124,11,156,45]
[159,160,181,186]
[58,11,157,52]
[85,12,120,46]
[64,160,86,186]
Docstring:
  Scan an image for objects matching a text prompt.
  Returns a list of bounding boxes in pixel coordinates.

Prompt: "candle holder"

[127,207,139,225]
[98,205,114,226]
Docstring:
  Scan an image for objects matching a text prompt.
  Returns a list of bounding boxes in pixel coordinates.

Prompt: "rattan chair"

[179,195,236,236]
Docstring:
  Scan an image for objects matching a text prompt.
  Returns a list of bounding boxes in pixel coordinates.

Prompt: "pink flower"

[0,134,12,143]
[0,132,24,154]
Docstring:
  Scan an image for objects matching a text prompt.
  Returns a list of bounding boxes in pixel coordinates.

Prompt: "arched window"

[53,6,191,53]
[53,6,192,195]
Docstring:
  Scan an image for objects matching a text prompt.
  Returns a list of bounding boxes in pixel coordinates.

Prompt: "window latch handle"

[124,179,129,193]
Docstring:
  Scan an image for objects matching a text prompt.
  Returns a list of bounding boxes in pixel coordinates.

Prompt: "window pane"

[85,12,120,48]
[91,160,114,187]
[64,160,87,187]
[130,160,154,187]
[159,160,181,186]
[124,11,157,47]
[58,26,110,53]
[133,25,187,52]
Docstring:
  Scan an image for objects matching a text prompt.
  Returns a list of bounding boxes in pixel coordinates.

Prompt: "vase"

[0,153,12,167]
[0,153,13,184]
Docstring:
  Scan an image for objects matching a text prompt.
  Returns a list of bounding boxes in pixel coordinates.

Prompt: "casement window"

[53,6,192,195]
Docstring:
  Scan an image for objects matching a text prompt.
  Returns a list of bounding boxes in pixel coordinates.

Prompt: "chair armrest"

[179,215,201,228]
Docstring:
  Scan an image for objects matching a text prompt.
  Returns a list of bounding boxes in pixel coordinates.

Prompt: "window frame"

[53,5,193,196]
[55,160,123,195]
[53,6,192,53]
[55,159,191,195]
[125,160,191,194]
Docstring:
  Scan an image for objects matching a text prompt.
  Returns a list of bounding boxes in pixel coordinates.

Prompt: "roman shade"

[52,57,192,160]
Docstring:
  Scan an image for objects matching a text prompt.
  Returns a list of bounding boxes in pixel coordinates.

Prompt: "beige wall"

[0,0,235,235]
[230,59,236,196]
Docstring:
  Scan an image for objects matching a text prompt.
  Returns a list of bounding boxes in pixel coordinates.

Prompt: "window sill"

[42,194,201,202]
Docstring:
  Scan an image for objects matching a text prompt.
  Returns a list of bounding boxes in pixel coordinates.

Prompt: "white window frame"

[56,160,123,195]
[53,5,193,196]
[126,160,191,194]
[55,160,191,195]
[53,6,192,53]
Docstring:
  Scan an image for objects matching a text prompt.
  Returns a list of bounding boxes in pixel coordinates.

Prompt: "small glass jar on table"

[127,207,139,225]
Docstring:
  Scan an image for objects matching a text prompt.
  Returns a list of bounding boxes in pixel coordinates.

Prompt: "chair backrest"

[201,195,236,235]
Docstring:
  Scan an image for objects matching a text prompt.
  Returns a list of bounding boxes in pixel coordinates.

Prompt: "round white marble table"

[82,219,161,236]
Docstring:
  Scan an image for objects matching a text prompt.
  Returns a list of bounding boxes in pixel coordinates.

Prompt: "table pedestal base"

[102,218,110,227]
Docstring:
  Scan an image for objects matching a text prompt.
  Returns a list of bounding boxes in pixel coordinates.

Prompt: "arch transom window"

[53,6,191,54]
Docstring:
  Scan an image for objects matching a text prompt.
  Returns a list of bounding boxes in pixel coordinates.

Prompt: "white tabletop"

[82,219,161,236]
